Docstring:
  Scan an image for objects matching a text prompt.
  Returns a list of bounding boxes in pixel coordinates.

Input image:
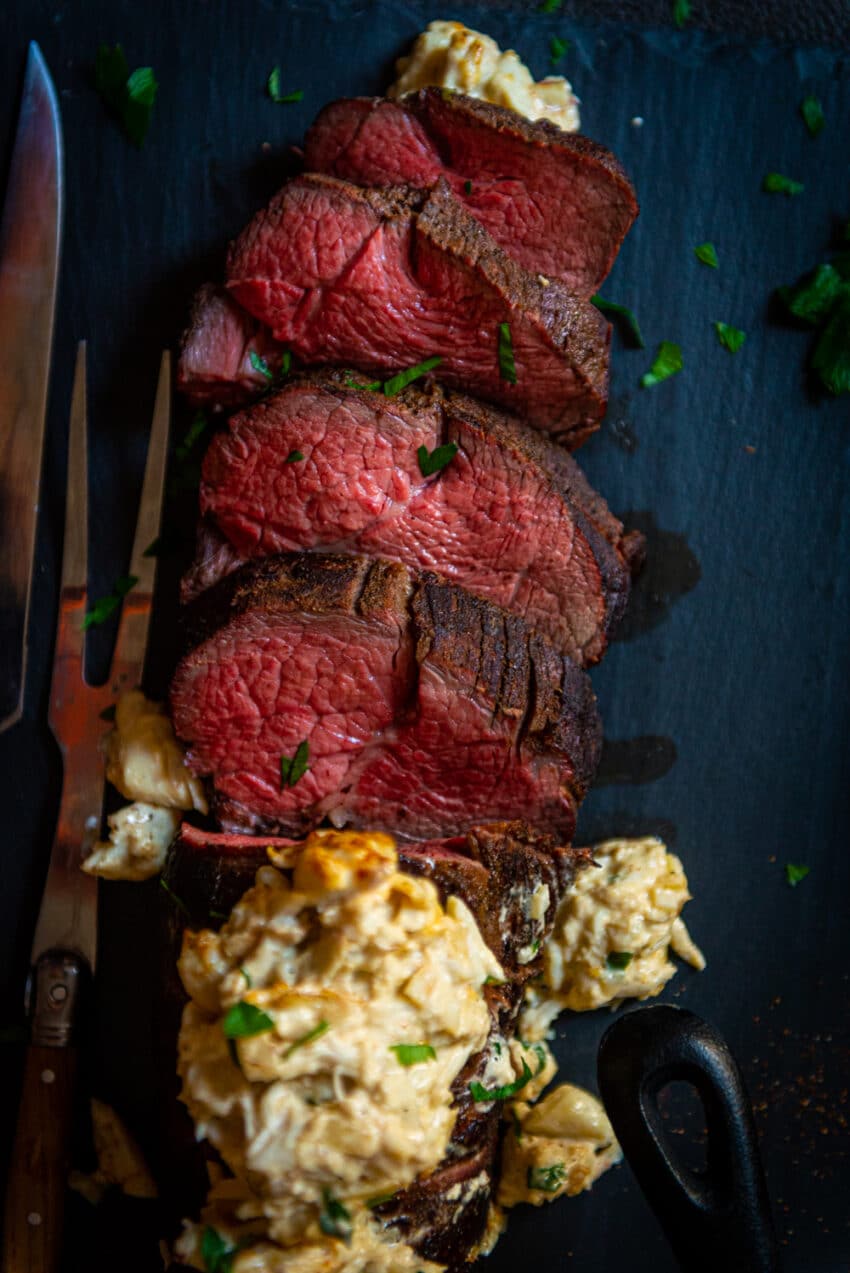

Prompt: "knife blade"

[0,41,63,733]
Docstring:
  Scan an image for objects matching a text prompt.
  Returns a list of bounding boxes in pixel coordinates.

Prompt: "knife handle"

[3,949,86,1273]
[3,1043,78,1273]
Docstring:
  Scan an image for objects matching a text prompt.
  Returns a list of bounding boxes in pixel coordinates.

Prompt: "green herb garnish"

[464,179,473,195]
[383,356,443,396]
[527,1162,568,1192]
[200,1226,236,1273]
[417,442,458,478]
[673,0,691,28]
[592,294,645,348]
[550,36,570,64]
[640,341,683,388]
[469,1047,546,1103]
[780,263,844,326]
[811,295,850,395]
[284,450,305,464]
[239,968,252,988]
[159,876,191,920]
[511,1106,523,1142]
[390,1043,437,1066]
[284,1020,330,1059]
[694,242,719,269]
[267,68,304,104]
[95,45,158,147]
[497,322,517,384]
[800,95,824,137]
[280,350,293,377]
[82,574,138,630]
[484,975,507,986]
[250,350,273,381]
[366,1191,397,1209]
[222,1000,274,1039]
[538,0,563,12]
[714,322,746,353]
[606,951,634,972]
[785,862,810,887]
[209,909,228,922]
[763,172,804,196]
[343,371,382,392]
[175,410,208,463]
[319,1189,352,1242]
[280,739,310,788]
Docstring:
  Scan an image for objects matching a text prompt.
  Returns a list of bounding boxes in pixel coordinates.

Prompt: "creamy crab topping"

[389,21,580,132]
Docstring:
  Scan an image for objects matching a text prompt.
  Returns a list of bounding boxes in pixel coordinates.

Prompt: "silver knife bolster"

[28,949,87,1047]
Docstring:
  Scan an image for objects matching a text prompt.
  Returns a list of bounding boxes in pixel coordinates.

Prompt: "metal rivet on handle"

[27,1212,42,1227]
[40,1068,55,1084]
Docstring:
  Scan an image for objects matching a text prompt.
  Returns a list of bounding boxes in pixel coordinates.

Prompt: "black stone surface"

[1,3,848,1270]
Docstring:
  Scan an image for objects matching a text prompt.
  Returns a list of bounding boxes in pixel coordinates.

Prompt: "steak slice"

[170,554,601,839]
[160,820,588,1270]
[226,174,609,446]
[305,89,638,296]
[197,373,637,664]
[176,283,288,409]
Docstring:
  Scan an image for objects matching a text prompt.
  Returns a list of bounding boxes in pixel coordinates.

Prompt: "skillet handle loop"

[597,1004,782,1273]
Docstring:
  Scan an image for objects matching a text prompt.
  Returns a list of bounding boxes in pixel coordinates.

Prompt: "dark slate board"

[1,3,849,1270]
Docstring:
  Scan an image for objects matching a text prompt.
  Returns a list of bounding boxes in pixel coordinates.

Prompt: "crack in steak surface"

[170,554,601,839]
[159,820,589,1270]
[225,175,609,446]
[195,373,640,665]
[305,88,638,297]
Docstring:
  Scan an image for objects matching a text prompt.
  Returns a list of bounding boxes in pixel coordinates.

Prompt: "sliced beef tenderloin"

[180,518,247,605]
[177,284,289,409]
[305,88,638,296]
[170,554,601,840]
[160,819,587,1269]
[196,373,636,664]
[226,175,609,446]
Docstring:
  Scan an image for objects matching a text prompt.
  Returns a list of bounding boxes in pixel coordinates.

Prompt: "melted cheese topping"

[521,837,705,1036]
[177,830,503,1254]
[82,802,179,881]
[389,21,580,132]
[499,1083,621,1208]
[105,690,208,813]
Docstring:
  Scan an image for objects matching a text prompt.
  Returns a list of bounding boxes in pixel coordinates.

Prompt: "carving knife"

[0,42,63,733]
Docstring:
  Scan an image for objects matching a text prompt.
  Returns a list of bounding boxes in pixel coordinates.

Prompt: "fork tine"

[48,342,88,720]
[110,350,171,691]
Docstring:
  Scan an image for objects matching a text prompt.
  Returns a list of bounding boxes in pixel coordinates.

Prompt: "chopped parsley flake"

[383,356,443,396]
[200,1226,237,1273]
[800,95,825,137]
[82,574,138,630]
[606,951,634,972]
[249,350,273,381]
[811,295,850,395]
[283,1020,330,1058]
[592,294,645,348]
[417,441,458,478]
[470,1045,546,1103]
[497,322,517,384]
[267,68,303,103]
[538,0,563,12]
[673,0,691,28]
[343,371,381,391]
[694,242,719,269]
[159,876,191,920]
[239,967,252,988]
[550,36,570,64]
[175,410,209,463]
[714,321,746,353]
[527,1162,568,1192]
[284,449,304,464]
[222,1000,274,1039]
[366,1191,397,1209]
[779,263,844,326]
[280,350,293,377]
[280,739,310,788]
[785,862,810,888]
[464,179,473,195]
[319,1189,352,1242]
[640,341,683,388]
[95,45,158,147]
[390,1043,437,1066]
[763,172,804,196]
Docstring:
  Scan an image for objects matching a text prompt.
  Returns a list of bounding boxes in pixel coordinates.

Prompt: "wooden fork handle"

[3,1042,78,1273]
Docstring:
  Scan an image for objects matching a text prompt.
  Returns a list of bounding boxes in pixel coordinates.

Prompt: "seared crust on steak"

[225,174,609,445]
[171,554,601,840]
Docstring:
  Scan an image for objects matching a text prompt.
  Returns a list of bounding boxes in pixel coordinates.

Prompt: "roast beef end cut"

[305,88,638,296]
[225,173,609,444]
[196,373,636,664]
[177,284,288,409]
[170,553,601,840]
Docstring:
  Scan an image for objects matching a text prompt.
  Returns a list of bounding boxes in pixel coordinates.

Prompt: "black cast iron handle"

[597,1004,781,1273]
